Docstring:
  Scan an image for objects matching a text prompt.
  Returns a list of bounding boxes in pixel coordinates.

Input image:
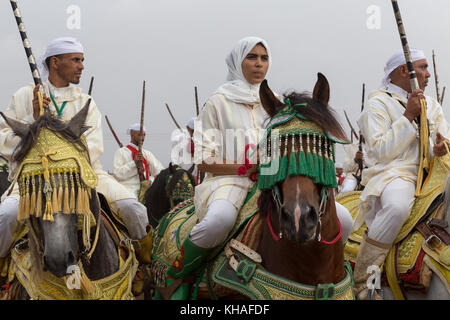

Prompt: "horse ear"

[312,73,330,106]
[0,112,29,139]
[259,80,283,117]
[169,162,176,174]
[67,98,91,137]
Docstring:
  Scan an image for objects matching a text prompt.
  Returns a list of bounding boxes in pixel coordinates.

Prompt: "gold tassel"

[80,272,94,296]
[57,171,63,212]
[51,172,59,213]
[24,176,31,220]
[63,170,70,214]
[44,200,54,222]
[35,175,42,218]
[18,180,26,221]
[30,174,36,216]
[69,170,75,213]
[84,188,92,216]
[76,174,84,214]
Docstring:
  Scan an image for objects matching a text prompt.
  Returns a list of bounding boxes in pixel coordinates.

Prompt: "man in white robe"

[353,48,450,299]
[113,123,164,199]
[0,38,152,268]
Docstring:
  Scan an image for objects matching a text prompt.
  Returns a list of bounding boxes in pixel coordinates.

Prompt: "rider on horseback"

[113,123,164,202]
[354,48,450,300]
[161,36,355,299]
[0,38,152,272]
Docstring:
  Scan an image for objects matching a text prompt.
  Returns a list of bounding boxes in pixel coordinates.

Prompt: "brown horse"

[255,73,350,288]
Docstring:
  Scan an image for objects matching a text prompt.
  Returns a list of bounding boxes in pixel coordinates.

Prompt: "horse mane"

[281,91,348,142]
[12,111,89,163]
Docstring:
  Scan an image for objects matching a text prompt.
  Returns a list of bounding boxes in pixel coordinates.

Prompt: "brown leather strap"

[416,220,450,245]
[100,210,121,248]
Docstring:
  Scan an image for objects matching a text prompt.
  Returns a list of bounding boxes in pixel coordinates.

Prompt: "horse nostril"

[67,251,76,266]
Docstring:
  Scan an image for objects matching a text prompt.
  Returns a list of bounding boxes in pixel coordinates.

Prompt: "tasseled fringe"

[51,172,60,213]
[288,135,298,177]
[35,175,42,218]
[57,171,63,212]
[80,272,94,295]
[70,171,76,213]
[63,170,70,214]
[18,179,27,221]
[30,176,36,216]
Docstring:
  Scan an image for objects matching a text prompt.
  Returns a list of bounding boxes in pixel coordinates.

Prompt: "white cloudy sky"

[1,0,449,170]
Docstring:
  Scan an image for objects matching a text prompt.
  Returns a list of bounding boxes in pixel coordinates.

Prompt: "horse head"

[0,101,101,278]
[145,163,196,229]
[257,74,349,245]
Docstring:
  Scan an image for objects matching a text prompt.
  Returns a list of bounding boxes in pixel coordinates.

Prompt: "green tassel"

[288,151,298,177]
[277,154,288,183]
[305,151,314,179]
[317,156,324,185]
[298,151,307,176]
[328,159,337,188]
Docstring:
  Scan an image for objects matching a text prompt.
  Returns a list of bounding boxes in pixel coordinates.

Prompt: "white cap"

[187,116,196,130]
[127,123,146,135]
[335,162,343,169]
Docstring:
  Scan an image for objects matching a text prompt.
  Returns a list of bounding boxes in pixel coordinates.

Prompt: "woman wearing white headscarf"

[161,37,272,298]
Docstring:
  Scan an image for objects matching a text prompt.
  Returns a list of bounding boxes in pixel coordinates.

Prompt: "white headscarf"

[37,37,84,82]
[380,48,426,89]
[215,36,271,104]
[127,123,146,135]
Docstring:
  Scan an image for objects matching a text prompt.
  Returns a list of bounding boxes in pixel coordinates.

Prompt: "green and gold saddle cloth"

[150,184,261,289]
[336,155,450,297]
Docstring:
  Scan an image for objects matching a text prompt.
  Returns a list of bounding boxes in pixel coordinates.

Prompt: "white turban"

[37,37,84,82]
[215,36,272,104]
[380,48,426,89]
[127,123,146,135]
[187,116,196,130]
[335,163,343,169]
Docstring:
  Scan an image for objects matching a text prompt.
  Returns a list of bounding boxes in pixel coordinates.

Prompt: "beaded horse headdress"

[257,99,348,191]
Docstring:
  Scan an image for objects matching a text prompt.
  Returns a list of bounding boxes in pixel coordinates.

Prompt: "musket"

[343,110,359,142]
[165,103,182,130]
[355,83,366,190]
[104,115,123,148]
[194,86,200,116]
[432,50,441,103]
[137,81,146,182]
[88,76,94,96]
[391,0,430,196]
[441,86,446,105]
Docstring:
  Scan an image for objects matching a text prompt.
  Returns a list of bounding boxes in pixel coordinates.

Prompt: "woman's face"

[241,43,269,85]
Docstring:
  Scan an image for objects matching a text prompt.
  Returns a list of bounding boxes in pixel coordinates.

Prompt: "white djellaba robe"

[170,129,198,178]
[113,143,164,198]
[193,91,268,220]
[0,82,151,247]
[355,83,450,232]
[340,142,364,193]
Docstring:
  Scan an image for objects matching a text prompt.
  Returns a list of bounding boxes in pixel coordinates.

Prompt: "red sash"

[336,174,345,186]
[126,145,149,180]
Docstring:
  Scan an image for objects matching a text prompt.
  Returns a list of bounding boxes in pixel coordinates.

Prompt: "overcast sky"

[1,0,450,170]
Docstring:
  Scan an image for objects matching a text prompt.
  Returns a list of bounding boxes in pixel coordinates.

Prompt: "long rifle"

[391,0,430,200]
[343,110,359,143]
[441,86,446,105]
[194,86,200,116]
[354,83,365,190]
[105,115,123,148]
[88,76,94,96]
[137,81,146,182]
[432,50,441,103]
[164,103,182,130]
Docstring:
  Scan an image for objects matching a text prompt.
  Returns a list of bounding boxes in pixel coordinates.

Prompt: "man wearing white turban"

[113,123,164,199]
[0,38,153,269]
[353,48,450,299]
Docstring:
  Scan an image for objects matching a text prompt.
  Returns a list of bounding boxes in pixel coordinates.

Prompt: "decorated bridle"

[257,99,345,244]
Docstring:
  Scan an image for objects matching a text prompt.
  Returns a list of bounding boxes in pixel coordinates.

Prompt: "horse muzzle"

[281,203,318,243]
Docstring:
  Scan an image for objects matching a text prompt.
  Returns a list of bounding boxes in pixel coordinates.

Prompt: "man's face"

[336,168,343,176]
[241,44,269,85]
[413,59,430,91]
[131,130,146,145]
[52,53,84,84]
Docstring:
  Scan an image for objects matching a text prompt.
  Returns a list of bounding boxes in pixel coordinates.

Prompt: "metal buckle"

[425,234,443,247]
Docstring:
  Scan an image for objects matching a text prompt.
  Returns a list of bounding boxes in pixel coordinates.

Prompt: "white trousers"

[0,196,148,257]
[341,177,357,193]
[365,178,415,245]
[189,199,354,249]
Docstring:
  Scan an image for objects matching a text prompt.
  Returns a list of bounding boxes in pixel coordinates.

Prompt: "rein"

[266,187,342,245]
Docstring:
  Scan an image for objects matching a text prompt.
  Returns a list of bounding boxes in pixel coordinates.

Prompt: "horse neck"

[257,197,344,286]
[81,219,119,281]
